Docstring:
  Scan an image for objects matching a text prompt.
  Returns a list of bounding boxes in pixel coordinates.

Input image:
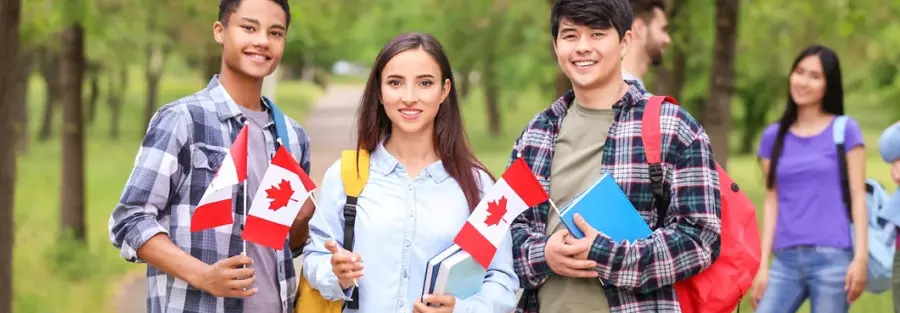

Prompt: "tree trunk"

[0,0,23,311]
[653,0,686,100]
[458,66,472,100]
[483,28,501,136]
[704,0,740,169]
[654,46,686,100]
[12,50,34,155]
[38,48,60,141]
[109,66,128,140]
[554,73,570,98]
[85,61,100,126]
[547,0,570,98]
[144,43,168,130]
[59,22,86,241]
[204,51,220,80]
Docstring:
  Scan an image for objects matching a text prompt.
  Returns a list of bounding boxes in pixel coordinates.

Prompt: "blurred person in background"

[752,44,868,313]
[621,0,671,90]
[878,121,900,312]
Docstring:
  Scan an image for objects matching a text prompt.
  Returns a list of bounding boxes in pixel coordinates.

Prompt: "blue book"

[422,244,485,303]
[557,172,652,243]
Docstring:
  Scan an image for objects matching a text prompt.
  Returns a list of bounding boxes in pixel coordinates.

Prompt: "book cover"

[422,245,485,302]
[557,172,652,243]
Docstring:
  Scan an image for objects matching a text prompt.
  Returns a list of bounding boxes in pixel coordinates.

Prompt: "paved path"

[113,85,364,313]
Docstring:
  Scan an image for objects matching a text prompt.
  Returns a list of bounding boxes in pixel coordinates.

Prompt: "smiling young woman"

[302,32,520,313]
[753,45,868,313]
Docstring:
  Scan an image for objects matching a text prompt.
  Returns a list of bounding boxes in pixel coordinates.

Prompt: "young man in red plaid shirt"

[509,0,722,312]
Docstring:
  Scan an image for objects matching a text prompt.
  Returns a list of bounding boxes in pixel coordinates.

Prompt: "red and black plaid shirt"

[509,83,722,313]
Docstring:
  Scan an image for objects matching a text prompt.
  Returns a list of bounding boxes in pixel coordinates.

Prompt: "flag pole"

[548,198,563,217]
[242,121,250,257]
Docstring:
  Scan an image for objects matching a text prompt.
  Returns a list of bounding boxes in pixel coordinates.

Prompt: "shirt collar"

[207,75,274,123]
[370,141,451,184]
[547,80,645,124]
[206,74,274,127]
[207,75,244,122]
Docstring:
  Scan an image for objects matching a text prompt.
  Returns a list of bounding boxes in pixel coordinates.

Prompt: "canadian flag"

[241,145,317,249]
[454,158,549,268]
[190,124,248,232]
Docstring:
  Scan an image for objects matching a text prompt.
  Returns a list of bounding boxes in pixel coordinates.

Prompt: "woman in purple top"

[750,45,869,313]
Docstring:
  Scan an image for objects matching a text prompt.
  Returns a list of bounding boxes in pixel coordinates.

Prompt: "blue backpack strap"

[832,115,853,222]
[262,96,291,152]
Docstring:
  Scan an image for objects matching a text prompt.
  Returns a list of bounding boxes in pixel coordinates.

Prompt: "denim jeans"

[756,246,852,313]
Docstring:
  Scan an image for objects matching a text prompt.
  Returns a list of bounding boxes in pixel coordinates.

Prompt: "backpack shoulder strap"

[339,149,369,310]
[832,115,853,222]
[641,95,678,230]
[263,96,292,151]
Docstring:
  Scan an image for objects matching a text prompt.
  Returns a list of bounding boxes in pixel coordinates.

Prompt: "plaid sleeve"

[108,104,191,263]
[588,113,722,292]
[508,134,554,290]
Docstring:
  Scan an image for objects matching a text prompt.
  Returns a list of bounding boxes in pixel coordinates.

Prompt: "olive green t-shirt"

[538,99,615,313]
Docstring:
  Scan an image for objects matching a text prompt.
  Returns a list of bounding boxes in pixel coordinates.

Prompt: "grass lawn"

[461,87,897,312]
[11,69,322,313]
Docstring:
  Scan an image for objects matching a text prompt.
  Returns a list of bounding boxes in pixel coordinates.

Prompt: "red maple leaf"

[265,179,296,211]
[484,196,508,226]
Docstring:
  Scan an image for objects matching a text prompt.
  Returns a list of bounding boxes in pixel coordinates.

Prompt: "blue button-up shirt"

[108,76,312,313]
[303,144,519,312]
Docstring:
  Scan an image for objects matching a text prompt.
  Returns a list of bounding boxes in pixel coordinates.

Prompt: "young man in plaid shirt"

[107,1,314,312]
[509,0,722,312]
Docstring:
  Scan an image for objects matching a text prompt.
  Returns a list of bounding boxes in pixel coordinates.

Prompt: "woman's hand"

[845,257,867,303]
[750,267,768,310]
[412,294,456,313]
[325,240,363,289]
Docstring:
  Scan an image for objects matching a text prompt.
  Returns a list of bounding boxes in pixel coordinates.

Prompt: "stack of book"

[421,244,485,303]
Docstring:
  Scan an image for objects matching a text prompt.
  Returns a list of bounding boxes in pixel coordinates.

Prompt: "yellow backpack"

[294,149,369,312]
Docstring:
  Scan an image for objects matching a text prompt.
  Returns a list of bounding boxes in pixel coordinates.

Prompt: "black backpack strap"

[342,196,360,310]
[339,149,369,310]
[650,164,671,230]
[832,116,853,222]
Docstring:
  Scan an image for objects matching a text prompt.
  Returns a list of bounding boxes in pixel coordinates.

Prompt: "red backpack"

[642,96,762,313]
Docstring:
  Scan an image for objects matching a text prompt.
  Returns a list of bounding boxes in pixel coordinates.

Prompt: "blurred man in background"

[622,0,671,89]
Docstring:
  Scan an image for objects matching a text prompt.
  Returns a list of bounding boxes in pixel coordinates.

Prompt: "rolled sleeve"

[108,105,189,263]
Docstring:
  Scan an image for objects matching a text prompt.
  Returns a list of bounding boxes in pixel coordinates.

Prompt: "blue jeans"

[756,246,852,313]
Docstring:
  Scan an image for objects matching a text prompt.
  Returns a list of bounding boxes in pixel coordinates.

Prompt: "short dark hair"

[218,0,291,28]
[630,0,666,22]
[550,0,633,40]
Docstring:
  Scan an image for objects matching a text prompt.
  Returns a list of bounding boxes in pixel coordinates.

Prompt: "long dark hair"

[355,32,493,211]
[765,44,844,189]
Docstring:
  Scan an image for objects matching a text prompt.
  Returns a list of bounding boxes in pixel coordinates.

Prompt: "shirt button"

[405,240,411,247]
[398,301,404,308]
[403,270,408,278]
